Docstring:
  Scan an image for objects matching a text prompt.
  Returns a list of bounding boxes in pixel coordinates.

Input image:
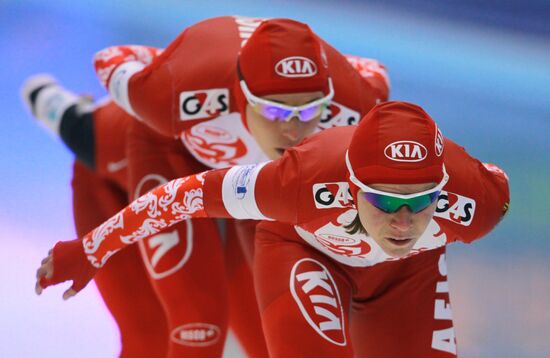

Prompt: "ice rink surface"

[1,0,549,356]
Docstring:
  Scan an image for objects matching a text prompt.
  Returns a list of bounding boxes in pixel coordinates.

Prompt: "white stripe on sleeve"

[108,61,145,118]
[221,162,272,220]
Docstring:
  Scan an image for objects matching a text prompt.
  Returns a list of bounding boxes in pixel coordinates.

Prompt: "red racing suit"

[71,102,169,357]
[47,126,509,357]
[74,99,271,357]
[93,16,389,169]
[89,15,389,357]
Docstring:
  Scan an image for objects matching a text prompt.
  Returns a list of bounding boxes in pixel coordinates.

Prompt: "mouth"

[385,237,414,247]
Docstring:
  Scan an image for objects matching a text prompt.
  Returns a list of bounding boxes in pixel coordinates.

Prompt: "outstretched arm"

[35,157,300,299]
[36,170,214,299]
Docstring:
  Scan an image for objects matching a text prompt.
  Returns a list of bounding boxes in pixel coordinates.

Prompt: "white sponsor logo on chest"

[181,113,269,169]
[295,215,447,268]
[182,125,247,166]
[179,88,229,121]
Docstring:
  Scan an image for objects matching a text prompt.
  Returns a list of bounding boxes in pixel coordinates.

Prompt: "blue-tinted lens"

[260,105,292,121]
[298,105,322,122]
[363,191,440,213]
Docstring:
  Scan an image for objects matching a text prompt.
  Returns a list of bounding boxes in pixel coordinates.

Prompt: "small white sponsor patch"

[171,323,221,347]
[109,61,144,117]
[107,158,128,173]
[179,88,229,121]
[290,258,347,346]
[222,163,270,220]
[434,190,476,226]
[312,182,353,209]
[275,56,318,78]
[384,140,427,162]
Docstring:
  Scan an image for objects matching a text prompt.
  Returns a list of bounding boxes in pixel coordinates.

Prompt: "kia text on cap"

[238,18,330,96]
[347,101,445,185]
[275,56,318,78]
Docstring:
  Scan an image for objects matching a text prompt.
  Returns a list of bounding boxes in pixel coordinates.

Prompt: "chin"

[269,147,286,159]
[380,241,417,258]
[384,248,412,258]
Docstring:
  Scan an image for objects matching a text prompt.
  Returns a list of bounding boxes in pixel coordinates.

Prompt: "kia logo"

[384,141,427,162]
[290,258,347,346]
[275,56,317,78]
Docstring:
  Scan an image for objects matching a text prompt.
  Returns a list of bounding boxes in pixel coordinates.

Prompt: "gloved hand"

[35,238,98,300]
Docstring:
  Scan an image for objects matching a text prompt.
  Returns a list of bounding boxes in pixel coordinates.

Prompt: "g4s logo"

[313,182,353,209]
[180,89,229,121]
[435,191,476,226]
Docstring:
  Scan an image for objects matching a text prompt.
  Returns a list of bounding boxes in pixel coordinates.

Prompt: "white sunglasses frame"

[239,78,335,122]
[345,150,449,199]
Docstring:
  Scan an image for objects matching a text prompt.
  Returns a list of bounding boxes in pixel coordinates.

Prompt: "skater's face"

[356,182,438,258]
[246,91,325,159]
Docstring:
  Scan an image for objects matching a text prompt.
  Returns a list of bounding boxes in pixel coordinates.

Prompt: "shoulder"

[436,138,510,242]
[320,43,384,127]
[128,16,249,137]
[293,126,355,172]
[291,127,355,215]
[153,16,242,84]
[441,138,491,197]
[253,127,354,223]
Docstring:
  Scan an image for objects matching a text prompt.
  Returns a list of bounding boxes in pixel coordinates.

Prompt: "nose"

[390,206,414,232]
[279,117,303,142]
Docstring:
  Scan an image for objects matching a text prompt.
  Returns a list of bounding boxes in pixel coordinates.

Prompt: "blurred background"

[1,0,549,356]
